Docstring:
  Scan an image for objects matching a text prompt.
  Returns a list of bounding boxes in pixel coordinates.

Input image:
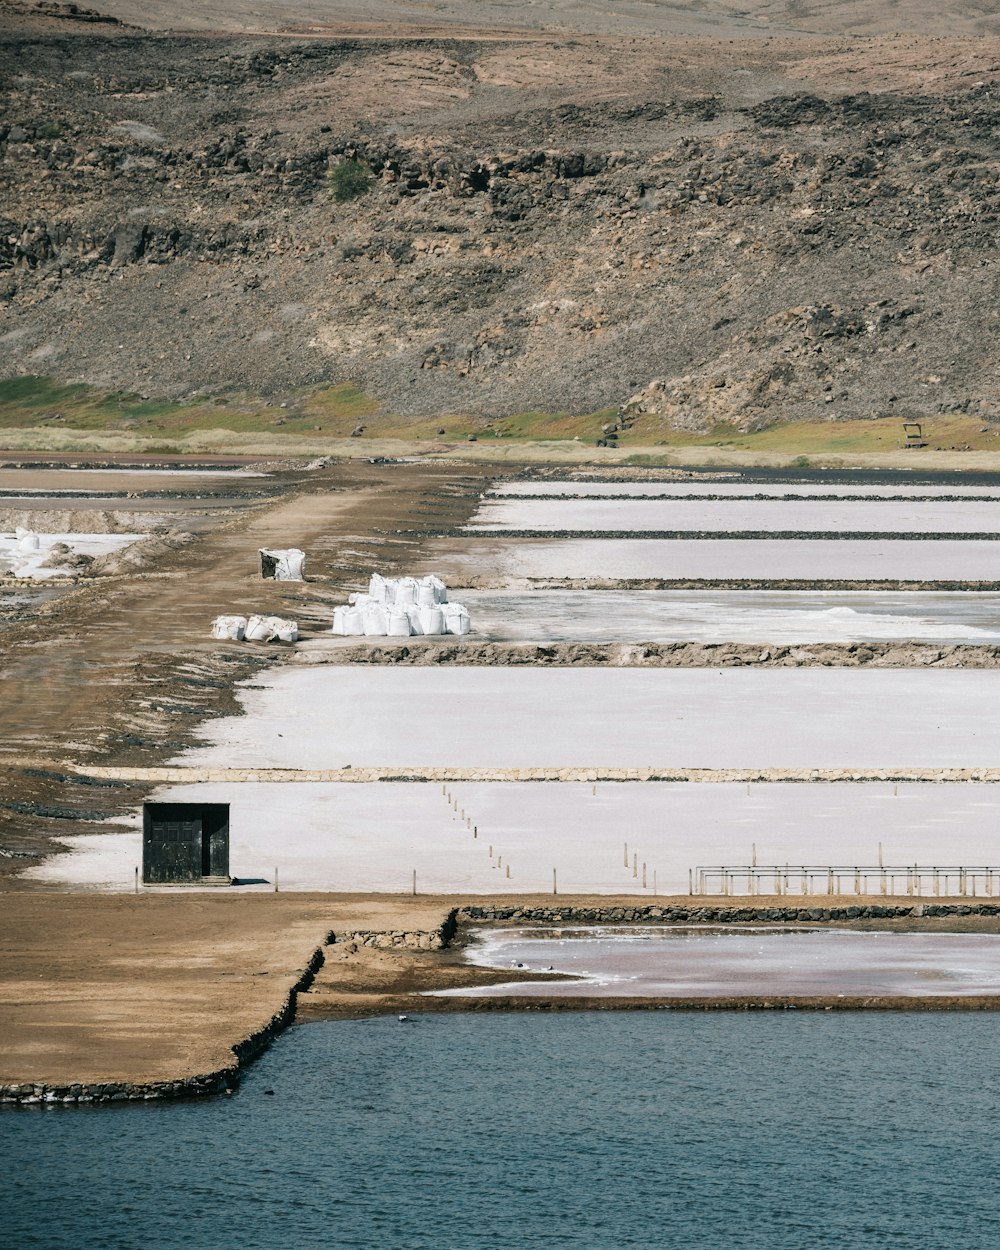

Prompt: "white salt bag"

[363,604,389,636]
[443,603,471,635]
[418,604,445,635]
[260,547,305,580]
[387,607,412,637]
[15,528,40,553]
[404,603,423,635]
[368,573,389,602]
[332,606,349,636]
[394,576,418,605]
[277,549,305,580]
[246,615,298,643]
[343,606,365,635]
[424,574,448,604]
[211,615,247,641]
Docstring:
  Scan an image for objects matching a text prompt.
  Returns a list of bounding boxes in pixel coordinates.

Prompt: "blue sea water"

[3,1012,998,1250]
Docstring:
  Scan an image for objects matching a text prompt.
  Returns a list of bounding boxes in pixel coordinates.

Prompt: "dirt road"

[0,459,495,863]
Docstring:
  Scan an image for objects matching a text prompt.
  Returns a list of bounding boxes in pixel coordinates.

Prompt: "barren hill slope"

[3,1,1000,429]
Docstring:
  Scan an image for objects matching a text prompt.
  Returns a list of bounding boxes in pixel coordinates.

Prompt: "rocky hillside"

[4,3,1000,428]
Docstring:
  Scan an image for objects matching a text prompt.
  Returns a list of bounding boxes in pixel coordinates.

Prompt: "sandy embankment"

[0,893,454,1098]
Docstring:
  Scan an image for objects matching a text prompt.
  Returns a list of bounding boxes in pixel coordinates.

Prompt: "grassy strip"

[2,376,1000,464]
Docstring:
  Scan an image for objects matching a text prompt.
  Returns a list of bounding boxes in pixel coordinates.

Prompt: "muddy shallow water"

[442,926,1000,997]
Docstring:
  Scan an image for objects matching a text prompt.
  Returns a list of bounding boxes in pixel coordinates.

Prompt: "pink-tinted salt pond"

[437,927,1000,998]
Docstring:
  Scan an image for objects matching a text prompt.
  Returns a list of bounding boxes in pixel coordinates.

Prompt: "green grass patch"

[0,375,94,410]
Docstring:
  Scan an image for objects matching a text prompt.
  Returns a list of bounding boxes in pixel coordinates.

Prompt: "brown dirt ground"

[0,892,453,1086]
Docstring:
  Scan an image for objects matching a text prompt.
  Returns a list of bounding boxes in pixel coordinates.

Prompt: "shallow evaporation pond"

[460,589,1000,643]
[34,780,1000,894]
[489,480,1000,498]
[439,926,1000,998]
[5,1013,1000,1249]
[432,537,1000,582]
[465,498,1000,534]
[172,667,1000,771]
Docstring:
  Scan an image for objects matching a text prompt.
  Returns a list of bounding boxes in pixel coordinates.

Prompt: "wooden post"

[653,871,657,896]
[134,866,139,894]
[274,867,279,893]
[473,825,477,838]
[633,852,638,879]
[751,842,757,867]
[553,868,557,895]
[642,862,647,889]
[412,869,417,896]
[624,842,629,868]
[688,868,693,895]
[506,865,510,879]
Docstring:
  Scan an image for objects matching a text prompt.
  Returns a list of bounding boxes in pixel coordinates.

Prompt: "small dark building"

[142,802,230,885]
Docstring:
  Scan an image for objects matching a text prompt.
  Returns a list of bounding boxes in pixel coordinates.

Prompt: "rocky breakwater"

[458,902,1000,924]
[336,913,458,951]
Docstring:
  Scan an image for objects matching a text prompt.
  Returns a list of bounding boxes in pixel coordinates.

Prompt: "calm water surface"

[3,1013,999,1249]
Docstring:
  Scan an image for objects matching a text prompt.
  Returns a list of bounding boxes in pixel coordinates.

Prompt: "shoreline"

[7,894,1000,1105]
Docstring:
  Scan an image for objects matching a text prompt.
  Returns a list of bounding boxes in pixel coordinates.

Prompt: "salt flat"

[490,482,1000,499]
[462,589,1000,642]
[28,781,1000,894]
[435,538,1000,581]
[466,498,1000,534]
[176,667,1000,770]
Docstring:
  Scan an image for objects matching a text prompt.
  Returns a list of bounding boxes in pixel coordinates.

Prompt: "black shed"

[142,802,230,884]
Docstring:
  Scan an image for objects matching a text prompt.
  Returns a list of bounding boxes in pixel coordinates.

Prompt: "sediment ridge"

[298,639,1000,668]
[55,764,1000,784]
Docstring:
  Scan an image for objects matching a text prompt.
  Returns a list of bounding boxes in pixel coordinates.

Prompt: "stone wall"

[457,902,1000,923]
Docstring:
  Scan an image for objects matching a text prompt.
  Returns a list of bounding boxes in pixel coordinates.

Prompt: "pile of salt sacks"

[211,614,298,643]
[332,573,470,637]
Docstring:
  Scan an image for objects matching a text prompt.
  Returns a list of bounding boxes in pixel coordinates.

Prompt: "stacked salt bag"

[331,573,470,637]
